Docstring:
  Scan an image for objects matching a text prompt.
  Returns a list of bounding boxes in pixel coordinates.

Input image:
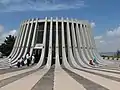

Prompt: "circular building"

[9,17,104,66]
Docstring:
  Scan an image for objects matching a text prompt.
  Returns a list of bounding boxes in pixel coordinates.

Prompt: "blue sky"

[0,0,120,52]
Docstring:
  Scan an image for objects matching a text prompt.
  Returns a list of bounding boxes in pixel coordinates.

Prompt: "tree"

[0,35,16,56]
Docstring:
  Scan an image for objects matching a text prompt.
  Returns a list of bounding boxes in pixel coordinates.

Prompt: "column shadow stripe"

[31,65,55,90]
[62,66,109,90]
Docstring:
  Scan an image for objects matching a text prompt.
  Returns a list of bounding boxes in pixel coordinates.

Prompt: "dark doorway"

[33,49,42,63]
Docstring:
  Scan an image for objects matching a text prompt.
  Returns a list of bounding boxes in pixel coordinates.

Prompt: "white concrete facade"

[5,17,113,66]
[1,17,120,90]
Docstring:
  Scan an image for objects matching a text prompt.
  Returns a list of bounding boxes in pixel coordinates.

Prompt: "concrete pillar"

[22,19,34,58]
[66,18,79,68]
[55,17,60,68]
[29,18,39,55]
[36,17,49,68]
[70,19,83,67]
[12,19,31,63]
[83,24,94,61]
[11,21,27,61]
[75,20,90,67]
[80,23,91,61]
[77,21,92,66]
[9,23,23,58]
[61,17,71,68]
[46,17,53,68]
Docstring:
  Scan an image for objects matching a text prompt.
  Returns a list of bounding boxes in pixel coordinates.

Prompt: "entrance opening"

[51,22,56,66]
[33,49,42,63]
[58,22,62,65]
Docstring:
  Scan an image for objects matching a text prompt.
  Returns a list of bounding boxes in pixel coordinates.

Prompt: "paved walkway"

[0,61,120,90]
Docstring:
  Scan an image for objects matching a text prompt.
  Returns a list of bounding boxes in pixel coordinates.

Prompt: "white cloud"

[91,22,96,28]
[9,29,17,36]
[94,35,102,40]
[0,25,17,44]
[0,0,86,12]
[0,25,4,33]
[107,26,120,37]
[94,25,120,52]
[99,40,105,43]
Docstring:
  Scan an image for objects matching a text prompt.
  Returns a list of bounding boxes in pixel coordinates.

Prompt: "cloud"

[91,22,96,28]
[9,29,17,36]
[0,0,86,12]
[99,40,105,44]
[0,25,4,33]
[106,26,120,37]
[94,35,102,40]
[0,25,17,44]
[94,25,120,52]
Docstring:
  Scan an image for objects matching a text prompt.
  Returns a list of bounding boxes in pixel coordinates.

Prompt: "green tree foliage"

[0,35,16,56]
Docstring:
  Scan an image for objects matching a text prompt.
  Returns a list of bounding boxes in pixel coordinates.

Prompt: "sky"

[0,0,120,52]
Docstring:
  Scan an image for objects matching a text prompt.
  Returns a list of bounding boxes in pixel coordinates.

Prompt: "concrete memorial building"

[8,17,109,66]
[1,17,120,90]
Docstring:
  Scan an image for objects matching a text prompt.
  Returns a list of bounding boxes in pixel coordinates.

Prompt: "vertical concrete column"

[55,17,60,68]
[85,24,101,63]
[61,18,71,68]
[78,22,92,66]
[21,19,31,47]
[22,19,34,58]
[81,22,91,60]
[12,19,31,63]
[66,18,79,68]
[10,23,23,58]
[46,17,53,68]
[11,21,27,60]
[36,17,49,68]
[75,20,90,67]
[83,23,94,60]
[87,24,105,63]
[71,19,77,48]
[29,18,39,55]
[71,19,83,66]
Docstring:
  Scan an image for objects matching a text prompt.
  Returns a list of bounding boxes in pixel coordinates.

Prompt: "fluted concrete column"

[83,24,94,60]
[22,19,34,58]
[71,19,77,48]
[46,17,53,68]
[87,24,105,63]
[36,17,48,68]
[12,19,31,63]
[61,17,71,67]
[55,17,60,68]
[29,18,39,55]
[11,22,27,61]
[75,20,90,67]
[85,24,102,64]
[70,19,83,66]
[9,23,23,58]
[80,23,91,61]
[78,22,92,66]
[66,18,79,68]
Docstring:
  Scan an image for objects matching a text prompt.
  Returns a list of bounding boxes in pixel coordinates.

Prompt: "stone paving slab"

[64,65,120,90]
[31,65,55,90]
[63,67,108,90]
[0,66,44,88]
[75,68,120,82]
[54,66,86,90]
[0,64,36,74]
[0,67,49,90]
